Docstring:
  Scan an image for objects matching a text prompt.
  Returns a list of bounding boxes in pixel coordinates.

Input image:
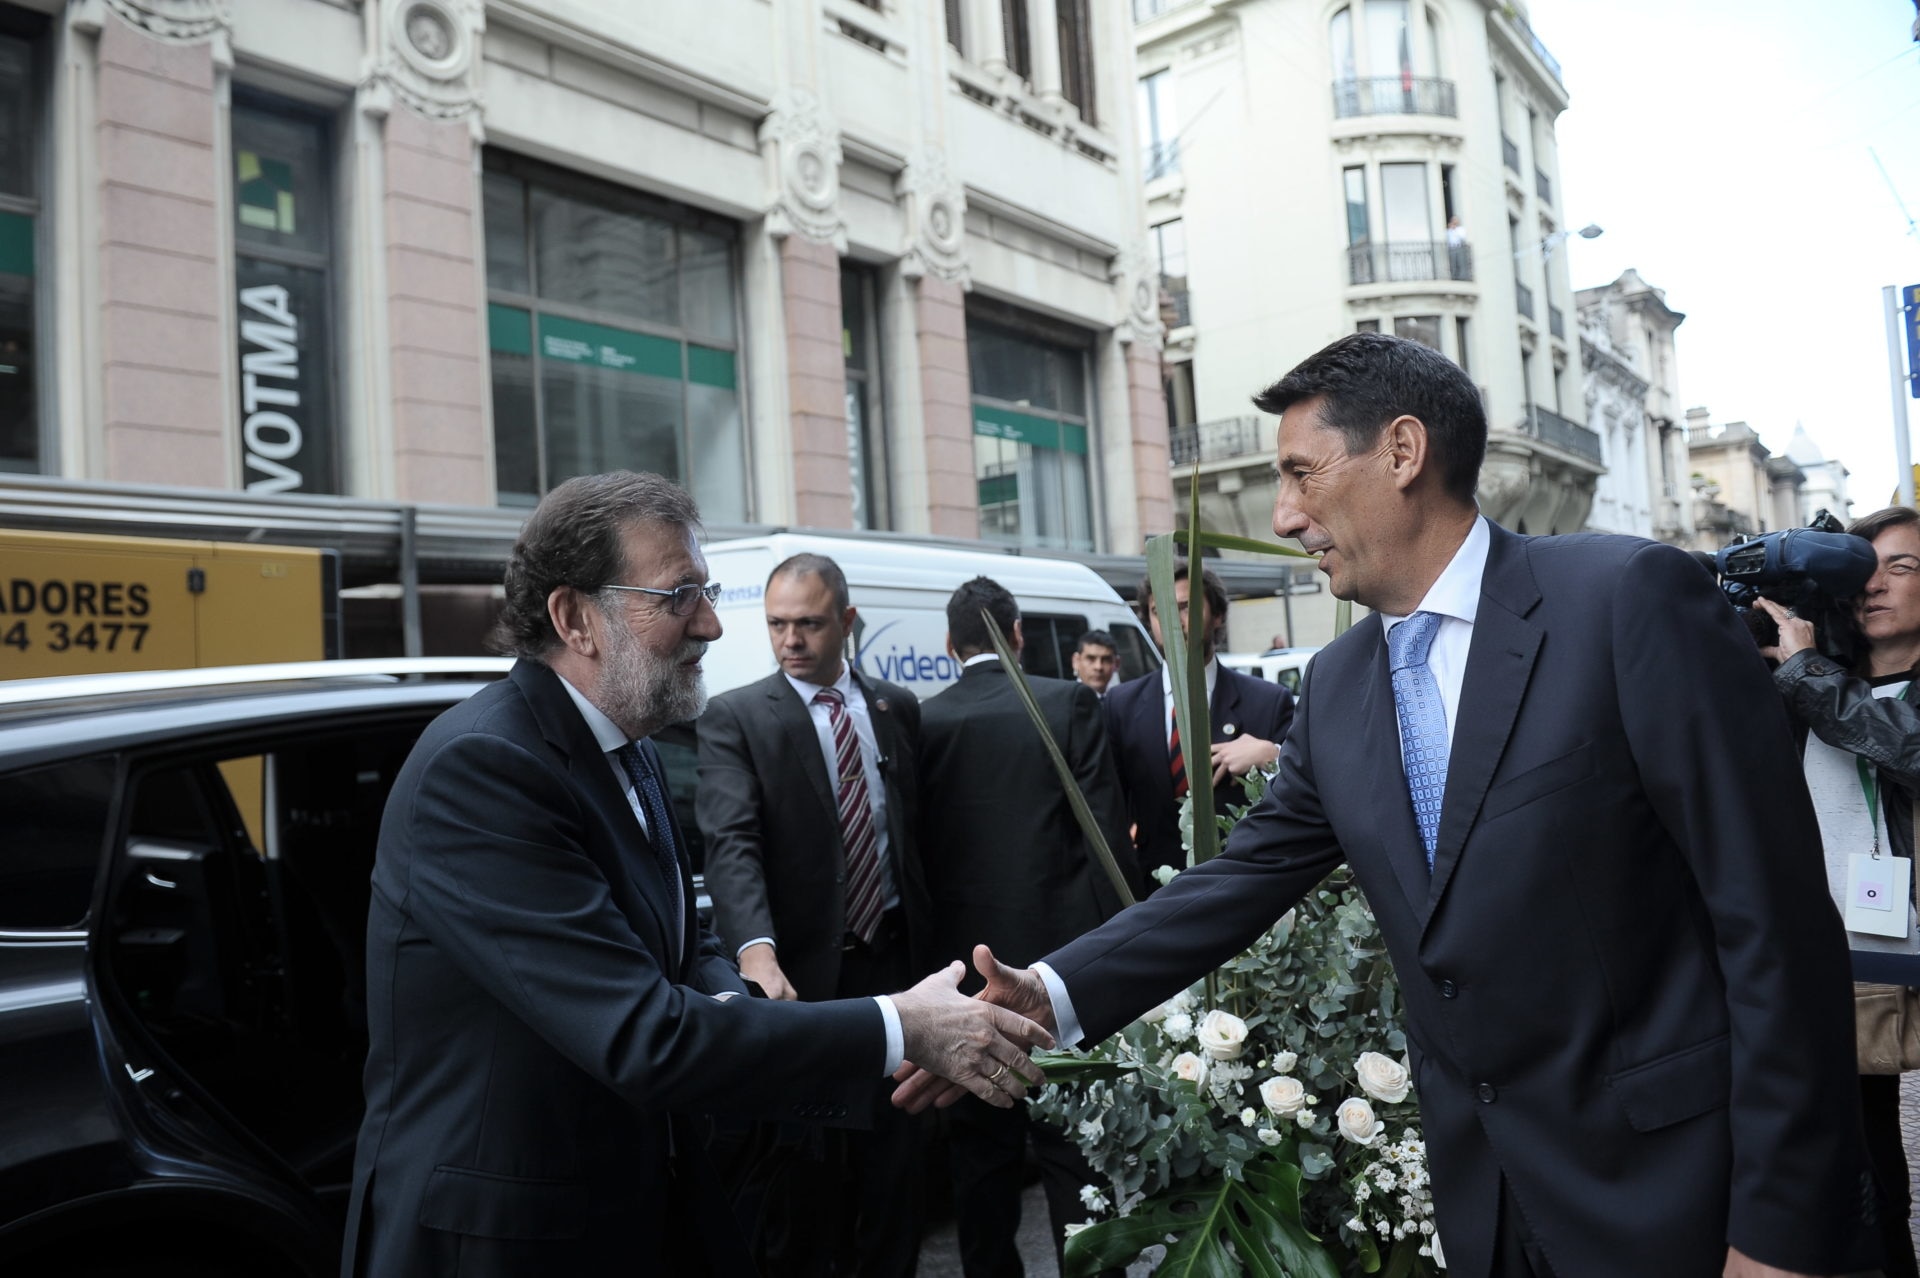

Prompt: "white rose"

[1272,1050,1297,1074]
[1355,1051,1412,1104]
[1170,1052,1207,1085]
[1259,1075,1306,1116]
[1337,1097,1381,1146]
[1196,1009,1249,1060]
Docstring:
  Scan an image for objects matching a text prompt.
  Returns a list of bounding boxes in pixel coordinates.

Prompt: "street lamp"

[1528,222,1604,261]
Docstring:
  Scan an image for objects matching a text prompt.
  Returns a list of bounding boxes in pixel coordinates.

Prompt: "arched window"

[1330,7,1355,82]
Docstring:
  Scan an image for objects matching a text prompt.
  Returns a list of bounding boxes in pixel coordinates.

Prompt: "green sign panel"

[0,211,32,278]
[538,313,681,379]
[972,404,1088,455]
[487,304,532,357]
[687,344,737,390]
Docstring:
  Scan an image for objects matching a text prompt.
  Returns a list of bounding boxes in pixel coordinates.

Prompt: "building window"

[0,26,40,474]
[841,263,888,530]
[1152,219,1189,328]
[1355,319,1381,333]
[482,156,746,520]
[1394,315,1441,351]
[233,97,340,495]
[1163,358,1196,431]
[966,310,1094,552]
[1367,0,1411,82]
[1425,6,1444,75]
[1330,6,1355,82]
[1138,70,1178,179]
[1343,166,1370,246]
[1380,162,1431,244]
[1002,0,1032,81]
[1057,0,1097,125]
[1454,316,1471,374]
[945,0,965,53]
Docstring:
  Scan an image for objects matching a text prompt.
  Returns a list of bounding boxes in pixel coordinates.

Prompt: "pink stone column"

[384,110,490,505]
[96,15,226,486]
[914,274,978,540]
[780,235,853,529]
[1127,343,1176,534]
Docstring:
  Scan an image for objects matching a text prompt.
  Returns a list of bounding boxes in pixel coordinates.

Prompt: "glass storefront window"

[966,314,1094,553]
[484,159,745,518]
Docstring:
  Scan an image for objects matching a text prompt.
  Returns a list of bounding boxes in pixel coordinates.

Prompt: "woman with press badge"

[1764,504,1920,1278]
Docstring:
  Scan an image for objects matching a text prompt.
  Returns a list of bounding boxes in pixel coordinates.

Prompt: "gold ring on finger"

[988,1063,1009,1084]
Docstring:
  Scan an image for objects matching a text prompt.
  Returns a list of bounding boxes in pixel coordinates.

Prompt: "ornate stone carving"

[760,90,846,250]
[101,0,231,43]
[362,0,484,124]
[898,147,968,286]
[1113,239,1165,350]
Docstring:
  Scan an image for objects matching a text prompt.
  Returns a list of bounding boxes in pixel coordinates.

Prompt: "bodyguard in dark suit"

[900,336,1881,1278]
[917,576,1136,1278]
[697,553,928,1276]
[343,473,1053,1278]
[1105,565,1294,883]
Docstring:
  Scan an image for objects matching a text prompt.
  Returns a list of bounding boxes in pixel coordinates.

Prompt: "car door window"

[0,757,115,930]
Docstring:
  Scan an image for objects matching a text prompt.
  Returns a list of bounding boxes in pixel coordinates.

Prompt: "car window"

[1276,667,1302,695]
[1018,613,1087,681]
[1109,624,1162,683]
[0,757,116,930]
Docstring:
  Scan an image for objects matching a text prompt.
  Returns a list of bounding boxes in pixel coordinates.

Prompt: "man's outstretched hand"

[888,959,1054,1110]
[892,945,1058,1114]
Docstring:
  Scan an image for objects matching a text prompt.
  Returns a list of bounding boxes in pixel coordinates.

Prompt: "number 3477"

[2,621,150,653]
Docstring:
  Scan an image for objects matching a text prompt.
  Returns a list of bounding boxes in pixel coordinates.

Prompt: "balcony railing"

[1347,240,1474,286]
[1160,278,1192,328]
[1169,415,1268,466]
[1502,134,1521,173]
[1520,405,1602,463]
[1548,305,1565,340]
[1331,77,1458,119]
[1505,10,1565,86]
[1535,168,1553,204]
[1143,140,1180,181]
[1515,281,1534,319]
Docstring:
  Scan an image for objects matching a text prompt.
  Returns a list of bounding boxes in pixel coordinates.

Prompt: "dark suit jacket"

[696,669,927,1000]
[916,659,1137,974]
[343,660,883,1278]
[1104,662,1295,880]
[1045,525,1878,1278]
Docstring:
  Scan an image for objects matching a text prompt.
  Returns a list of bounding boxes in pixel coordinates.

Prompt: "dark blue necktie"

[1388,611,1449,871]
[614,742,685,954]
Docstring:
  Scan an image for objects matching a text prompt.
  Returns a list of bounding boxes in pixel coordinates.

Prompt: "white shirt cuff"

[1032,961,1085,1049]
[873,995,904,1075]
[736,936,775,959]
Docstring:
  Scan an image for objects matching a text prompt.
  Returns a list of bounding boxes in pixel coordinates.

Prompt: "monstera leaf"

[1061,1154,1342,1278]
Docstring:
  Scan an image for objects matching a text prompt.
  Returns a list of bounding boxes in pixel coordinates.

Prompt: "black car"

[0,659,709,1276]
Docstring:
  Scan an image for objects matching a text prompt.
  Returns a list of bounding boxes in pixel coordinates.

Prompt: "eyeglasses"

[600,581,723,617]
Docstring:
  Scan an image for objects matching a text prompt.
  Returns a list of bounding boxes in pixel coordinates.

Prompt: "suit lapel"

[1210,667,1244,744]
[767,674,840,831]
[852,671,908,857]
[1425,525,1543,928]
[1355,622,1436,920]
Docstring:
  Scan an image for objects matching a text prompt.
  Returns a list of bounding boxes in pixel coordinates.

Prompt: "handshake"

[884,945,1060,1112]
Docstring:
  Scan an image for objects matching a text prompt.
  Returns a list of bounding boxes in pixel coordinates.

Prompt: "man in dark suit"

[1105,564,1293,883]
[343,472,1053,1278]
[1069,628,1119,698]
[901,335,1881,1278]
[697,552,928,1276]
[917,576,1136,1278]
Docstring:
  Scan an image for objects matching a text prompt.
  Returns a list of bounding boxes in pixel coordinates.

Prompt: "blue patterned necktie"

[614,742,685,955]
[1388,611,1449,871]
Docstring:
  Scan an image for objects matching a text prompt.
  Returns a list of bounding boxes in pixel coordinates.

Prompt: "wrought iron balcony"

[1502,134,1521,174]
[1347,240,1474,286]
[1331,77,1459,119]
[1160,277,1192,329]
[1515,281,1534,319]
[1535,168,1553,204]
[1519,405,1601,463]
[1169,415,1268,466]
[1548,305,1565,340]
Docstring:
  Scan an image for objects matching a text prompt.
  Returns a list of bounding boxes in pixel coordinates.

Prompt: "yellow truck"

[0,528,340,680]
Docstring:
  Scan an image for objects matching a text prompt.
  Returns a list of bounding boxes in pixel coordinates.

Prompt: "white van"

[699,533,1160,699]
[1219,647,1320,696]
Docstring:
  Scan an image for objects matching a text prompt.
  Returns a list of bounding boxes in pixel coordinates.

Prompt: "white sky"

[1525,0,1920,509]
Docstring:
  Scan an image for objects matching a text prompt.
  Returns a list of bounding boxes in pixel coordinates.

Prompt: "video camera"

[1697,510,1877,661]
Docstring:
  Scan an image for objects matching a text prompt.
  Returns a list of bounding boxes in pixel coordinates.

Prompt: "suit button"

[1437,979,1458,999]
[1476,1083,1497,1104]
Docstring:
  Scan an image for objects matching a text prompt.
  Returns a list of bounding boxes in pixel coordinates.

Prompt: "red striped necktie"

[1169,714,1188,800]
[813,688,886,943]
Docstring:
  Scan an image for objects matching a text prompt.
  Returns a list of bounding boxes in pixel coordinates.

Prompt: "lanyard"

[1855,679,1914,858]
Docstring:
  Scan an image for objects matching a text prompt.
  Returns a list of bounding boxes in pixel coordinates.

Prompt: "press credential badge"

[1846,852,1912,939]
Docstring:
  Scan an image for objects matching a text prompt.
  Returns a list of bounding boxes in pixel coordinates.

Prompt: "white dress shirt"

[1035,515,1492,1048]
[556,675,903,1072]
[1160,657,1220,742]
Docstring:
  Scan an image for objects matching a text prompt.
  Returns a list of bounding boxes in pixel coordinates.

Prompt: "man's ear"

[547,586,601,659]
[1383,414,1429,492]
[1010,618,1025,654]
[944,635,957,660]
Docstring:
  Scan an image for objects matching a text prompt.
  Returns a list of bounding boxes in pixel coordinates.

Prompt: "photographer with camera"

[1760,504,1920,1278]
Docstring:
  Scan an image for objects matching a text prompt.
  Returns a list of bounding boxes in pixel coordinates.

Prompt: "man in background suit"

[1069,628,1119,698]
[902,334,1882,1278]
[344,473,1052,1278]
[698,553,928,1276]
[917,576,1136,1278]
[1105,564,1293,883]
